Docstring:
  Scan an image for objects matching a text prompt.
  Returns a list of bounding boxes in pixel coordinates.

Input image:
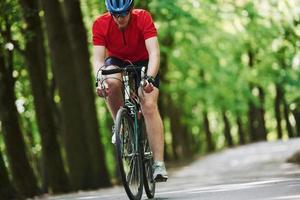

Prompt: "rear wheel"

[115,108,143,200]
[140,117,155,198]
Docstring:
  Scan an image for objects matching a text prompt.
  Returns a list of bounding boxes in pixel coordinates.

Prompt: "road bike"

[96,65,156,200]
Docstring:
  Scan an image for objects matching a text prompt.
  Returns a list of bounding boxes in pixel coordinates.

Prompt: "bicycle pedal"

[154,174,168,182]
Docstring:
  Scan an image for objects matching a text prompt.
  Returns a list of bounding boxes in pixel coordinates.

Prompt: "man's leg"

[102,65,123,120]
[99,65,123,144]
[139,87,168,182]
[139,87,164,161]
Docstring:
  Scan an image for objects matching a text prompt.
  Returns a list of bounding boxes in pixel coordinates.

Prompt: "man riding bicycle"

[92,0,168,182]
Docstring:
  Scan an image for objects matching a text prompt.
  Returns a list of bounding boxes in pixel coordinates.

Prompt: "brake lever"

[140,66,146,96]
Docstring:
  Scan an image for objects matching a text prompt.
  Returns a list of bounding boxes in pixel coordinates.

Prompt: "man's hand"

[96,82,109,97]
[143,81,154,93]
[143,76,155,93]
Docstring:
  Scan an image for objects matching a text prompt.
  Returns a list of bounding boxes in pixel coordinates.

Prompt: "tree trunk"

[274,85,283,139]
[247,50,267,142]
[63,0,111,188]
[277,46,294,138]
[248,101,256,142]
[0,148,20,200]
[236,115,246,145]
[248,99,267,142]
[257,87,267,140]
[283,98,294,138]
[0,45,40,198]
[18,0,70,193]
[41,0,95,190]
[222,111,233,147]
[203,110,215,152]
[292,107,300,137]
[247,50,258,142]
[200,69,215,152]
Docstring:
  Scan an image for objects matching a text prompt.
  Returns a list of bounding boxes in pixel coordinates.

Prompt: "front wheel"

[115,108,143,200]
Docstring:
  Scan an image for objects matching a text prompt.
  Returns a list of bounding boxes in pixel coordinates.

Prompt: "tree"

[293,107,300,137]
[18,0,69,192]
[0,37,40,197]
[203,110,215,152]
[236,115,246,145]
[0,148,19,200]
[62,0,111,188]
[222,110,233,147]
[247,49,267,142]
[41,0,95,190]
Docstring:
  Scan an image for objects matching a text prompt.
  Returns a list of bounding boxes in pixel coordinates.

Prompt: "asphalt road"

[37,138,300,200]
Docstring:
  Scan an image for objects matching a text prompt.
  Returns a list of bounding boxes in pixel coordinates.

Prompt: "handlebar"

[96,65,146,88]
[101,66,145,75]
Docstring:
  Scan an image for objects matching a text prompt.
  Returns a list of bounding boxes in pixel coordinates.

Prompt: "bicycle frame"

[123,71,141,156]
[98,65,155,200]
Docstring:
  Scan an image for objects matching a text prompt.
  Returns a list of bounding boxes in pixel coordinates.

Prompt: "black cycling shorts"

[104,56,160,89]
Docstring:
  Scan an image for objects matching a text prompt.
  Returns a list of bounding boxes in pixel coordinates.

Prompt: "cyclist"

[92,0,168,182]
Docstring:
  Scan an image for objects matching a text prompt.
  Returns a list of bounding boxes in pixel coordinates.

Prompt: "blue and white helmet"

[105,0,134,13]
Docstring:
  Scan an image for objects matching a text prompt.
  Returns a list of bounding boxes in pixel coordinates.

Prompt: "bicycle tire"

[115,107,143,200]
[140,117,156,198]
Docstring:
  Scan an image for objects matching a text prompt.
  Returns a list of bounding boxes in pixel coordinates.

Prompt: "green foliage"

[1,0,299,191]
[148,0,300,144]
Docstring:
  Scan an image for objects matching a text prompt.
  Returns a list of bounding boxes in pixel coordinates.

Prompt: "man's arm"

[145,36,160,78]
[92,45,106,78]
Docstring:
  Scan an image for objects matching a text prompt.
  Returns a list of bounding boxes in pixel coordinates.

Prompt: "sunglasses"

[111,11,130,18]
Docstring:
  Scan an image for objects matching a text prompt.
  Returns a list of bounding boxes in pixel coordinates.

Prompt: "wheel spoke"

[128,156,135,184]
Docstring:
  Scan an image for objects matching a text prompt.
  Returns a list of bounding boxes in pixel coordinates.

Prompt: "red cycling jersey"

[92,9,157,62]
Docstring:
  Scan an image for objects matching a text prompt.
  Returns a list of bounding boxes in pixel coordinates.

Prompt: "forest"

[0,0,299,199]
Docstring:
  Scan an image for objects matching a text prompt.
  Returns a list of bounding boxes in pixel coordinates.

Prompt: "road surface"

[37,138,300,200]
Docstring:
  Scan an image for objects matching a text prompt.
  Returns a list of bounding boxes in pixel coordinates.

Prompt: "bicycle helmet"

[105,0,134,13]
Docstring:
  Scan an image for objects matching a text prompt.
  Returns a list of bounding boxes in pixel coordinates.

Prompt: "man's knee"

[106,79,122,96]
[105,78,120,88]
